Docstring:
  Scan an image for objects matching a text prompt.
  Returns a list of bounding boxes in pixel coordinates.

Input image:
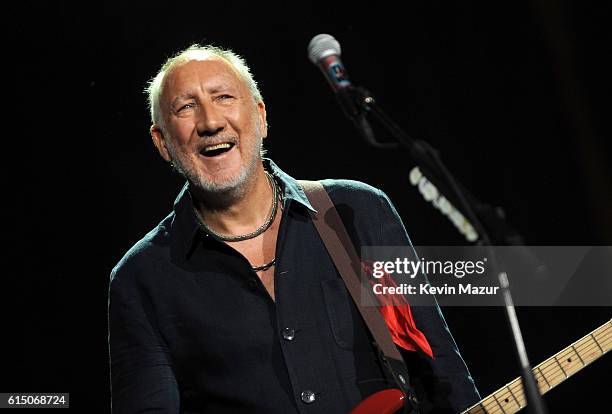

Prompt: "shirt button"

[282,327,295,341]
[300,390,316,404]
[247,279,258,290]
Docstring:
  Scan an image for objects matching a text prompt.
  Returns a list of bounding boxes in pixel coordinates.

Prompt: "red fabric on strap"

[363,262,434,359]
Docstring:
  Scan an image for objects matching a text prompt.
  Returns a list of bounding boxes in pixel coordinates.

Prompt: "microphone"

[307,34,362,121]
[308,33,394,148]
[307,34,351,91]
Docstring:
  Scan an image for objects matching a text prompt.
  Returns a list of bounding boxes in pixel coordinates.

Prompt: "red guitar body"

[349,388,405,414]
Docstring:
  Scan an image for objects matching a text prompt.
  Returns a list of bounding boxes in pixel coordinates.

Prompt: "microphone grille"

[307,34,341,64]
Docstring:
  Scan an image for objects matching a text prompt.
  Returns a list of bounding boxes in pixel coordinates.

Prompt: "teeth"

[203,143,232,152]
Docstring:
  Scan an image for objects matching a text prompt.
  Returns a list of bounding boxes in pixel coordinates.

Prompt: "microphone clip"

[339,86,399,149]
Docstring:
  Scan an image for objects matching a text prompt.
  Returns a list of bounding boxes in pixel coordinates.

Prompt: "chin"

[193,168,250,194]
[172,142,262,199]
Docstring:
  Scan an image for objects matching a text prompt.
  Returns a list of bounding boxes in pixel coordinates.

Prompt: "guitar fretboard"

[462,319,611,414]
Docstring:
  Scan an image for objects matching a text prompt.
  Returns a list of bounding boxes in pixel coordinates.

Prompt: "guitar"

[351,319,611,414]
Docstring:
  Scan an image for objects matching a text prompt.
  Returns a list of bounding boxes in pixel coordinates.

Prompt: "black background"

[4,1,611,412]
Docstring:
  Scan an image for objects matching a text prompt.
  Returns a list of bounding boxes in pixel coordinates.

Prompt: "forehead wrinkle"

[160,59,254,120]
[166,70,240,102]
[181,58,247,86]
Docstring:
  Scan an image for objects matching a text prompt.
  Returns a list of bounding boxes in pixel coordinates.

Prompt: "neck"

[192,165,275,237]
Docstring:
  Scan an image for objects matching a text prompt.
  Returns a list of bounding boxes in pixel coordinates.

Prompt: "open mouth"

[200,142,235,157]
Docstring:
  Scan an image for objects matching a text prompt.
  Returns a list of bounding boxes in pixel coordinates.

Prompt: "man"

[108,44,480,413]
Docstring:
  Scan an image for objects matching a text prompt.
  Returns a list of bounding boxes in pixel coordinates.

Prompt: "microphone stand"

[343,86,548,414]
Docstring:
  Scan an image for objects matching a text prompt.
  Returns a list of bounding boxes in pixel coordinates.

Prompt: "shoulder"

[318,179,388,206]
[109,212,174,287]
[312,179,406,243]
[313,178,410,245]
[316,178,399,218]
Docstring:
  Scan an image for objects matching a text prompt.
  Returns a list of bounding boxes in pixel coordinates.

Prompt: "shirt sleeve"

[108,264,180,413]
[374,188,481,413]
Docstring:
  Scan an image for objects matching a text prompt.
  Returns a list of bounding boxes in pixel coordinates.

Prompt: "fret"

[556,348,584,376]
[492,393,507,414]
[570,344,585,366]
[507,385,521,410]
[464,399,492,413]
[572,337,594,363]
[553,355,568,378]
[535,366,551,390]
[492,386,521,413]
[507,378,527,407]
[480,396,496,414]
[590,333,605,354]
[465,400,489,414]
[593,323,611,352]
[477,402,489,414]
[539,359,564,388]
[461,320,611,414]
[579,336,603,363]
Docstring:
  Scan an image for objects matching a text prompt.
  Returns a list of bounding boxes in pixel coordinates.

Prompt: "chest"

[226,212,281,300]
[155,211,387,409]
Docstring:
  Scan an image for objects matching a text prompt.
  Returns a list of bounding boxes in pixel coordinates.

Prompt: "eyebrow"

[170,94,196,110]
[169,83,239,109]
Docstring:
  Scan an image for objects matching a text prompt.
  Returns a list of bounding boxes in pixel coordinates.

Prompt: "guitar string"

[522,329,610,389]
[480,331,611,414]
[476,331,611,414]
[463,329,610,414]
[467,324,611,414]
[470,326,610,414]
[493,326,611,404]
[474,339,602,414]
[532,329,610,386]
[453,322,610,414]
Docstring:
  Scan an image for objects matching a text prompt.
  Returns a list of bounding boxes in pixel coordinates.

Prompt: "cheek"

[168,121,196,144]
[247,113,265,137]
[232,104,260,130]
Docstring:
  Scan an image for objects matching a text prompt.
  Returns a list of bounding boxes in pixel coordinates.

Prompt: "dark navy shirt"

[108,159,479,413]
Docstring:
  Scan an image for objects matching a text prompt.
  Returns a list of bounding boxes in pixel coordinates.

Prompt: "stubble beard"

[166,133,263,210]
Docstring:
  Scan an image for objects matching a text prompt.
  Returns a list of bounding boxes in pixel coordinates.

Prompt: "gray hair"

[145,44,264,127]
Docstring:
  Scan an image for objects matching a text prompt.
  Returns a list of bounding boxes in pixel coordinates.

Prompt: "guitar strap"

[299,180,420,413]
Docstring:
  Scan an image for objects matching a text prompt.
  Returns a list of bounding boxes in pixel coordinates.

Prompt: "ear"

[150,124,172,162]
[256,101,268,139]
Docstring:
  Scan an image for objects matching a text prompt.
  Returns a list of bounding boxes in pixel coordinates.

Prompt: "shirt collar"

[264,158,316,213]
[170,158,316,261]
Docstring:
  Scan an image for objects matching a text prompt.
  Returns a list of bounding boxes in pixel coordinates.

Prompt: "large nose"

[195,100,226,137]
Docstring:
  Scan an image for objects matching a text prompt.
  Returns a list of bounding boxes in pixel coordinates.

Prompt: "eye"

[176,102,196,113]
[216,94,234,101]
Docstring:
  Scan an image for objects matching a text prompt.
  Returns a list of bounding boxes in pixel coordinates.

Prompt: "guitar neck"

[462,319,611,414]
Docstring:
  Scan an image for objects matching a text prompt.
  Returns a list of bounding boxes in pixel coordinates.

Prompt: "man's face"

[152,58,267,194]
